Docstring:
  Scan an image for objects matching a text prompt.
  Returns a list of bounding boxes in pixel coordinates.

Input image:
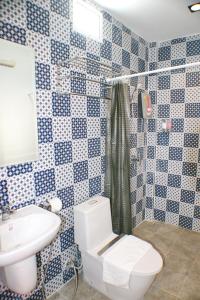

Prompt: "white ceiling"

[94,0,200,42]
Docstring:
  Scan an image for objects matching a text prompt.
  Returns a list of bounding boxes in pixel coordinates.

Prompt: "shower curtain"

[105,82,132,235]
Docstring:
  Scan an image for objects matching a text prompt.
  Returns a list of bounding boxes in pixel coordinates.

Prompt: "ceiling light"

[188,2,200,12]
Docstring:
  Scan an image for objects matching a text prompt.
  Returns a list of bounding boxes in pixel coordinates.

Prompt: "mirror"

[0,39,38,167]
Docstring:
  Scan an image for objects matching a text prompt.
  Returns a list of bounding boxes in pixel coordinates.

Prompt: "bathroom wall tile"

[26,1,49,36]
[147,34,200,232]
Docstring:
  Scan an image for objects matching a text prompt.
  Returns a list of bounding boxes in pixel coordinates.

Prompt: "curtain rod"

[106,61,200,83]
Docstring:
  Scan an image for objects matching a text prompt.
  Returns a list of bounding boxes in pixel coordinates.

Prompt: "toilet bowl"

[74,196,163,300]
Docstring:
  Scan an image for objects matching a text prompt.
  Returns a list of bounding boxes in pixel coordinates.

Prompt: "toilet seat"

[115,235,163,277]
[101,235,163,280]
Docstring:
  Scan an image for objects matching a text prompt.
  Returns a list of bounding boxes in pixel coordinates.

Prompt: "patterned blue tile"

[122,25,131,35]
[71,72,86,94]
[38,118,53,143]
[0,180,9,206]
[70,31,86,50]
[138,58,145,72]
[26,1,49,36]
[166,200,179,214]
[194,205,200,219]
[147,146,155,159]
[122,49,130,68]
[72,118,87,139]
[0,21,26,45]
[112,25,122,46]
[28,289,44,300]
[185,103,200,118]
[158,75,170,90]
[171,118,184,132]
[54,142,72,165]
[137,173,143,188]
[157,132,169,146]
[88,138,101,158]
[156,159,168,172]
[34,168,56,196]
[101,39,112,61]
[130,191,136,204]
[130,161,137,177]
[89,175,101,197]
[63,267,74,284]
[136,199,143,213]
[171,37,186,44]
[169,147,183,161]
[149,91,157,104]
[60,227,74,252]
[146,197,153,209]
[44,256,62,283]
[147,172,154,185]
[57,186,74,209]
[100,118,107,137]
[51,39,69,65]
[149,62,157,71]
[168,174,181,188]
[36,63,51,90]
[179,215,193,230]
[158,104,170,118]
[182,162,197,177]
[186,40,200,56]
[158,46,171,61]
[154,209,166,222]
[50,0,69,18]
[170,89,185,103]
[7,163,32,177]
[73,160,88,183]
[101,155,106,174]
[181,189,195,204]
[171,58,186,74]
[52,92,71,117]
[196,178,200,192]
[186,72,200,87]
[87,54,100,76]
[0,291,22,300]
[155,185,167,198]
[103,11,112,22]
[184,133,199,148]
[131,38,139,55]
[87,97,100,117]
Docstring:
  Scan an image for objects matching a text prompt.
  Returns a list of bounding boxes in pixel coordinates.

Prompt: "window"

[73,0,103,42]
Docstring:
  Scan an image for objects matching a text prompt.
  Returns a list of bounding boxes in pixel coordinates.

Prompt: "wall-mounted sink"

[0,205,61,294]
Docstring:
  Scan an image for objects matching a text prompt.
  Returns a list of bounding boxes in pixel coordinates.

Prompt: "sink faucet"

[0,203,13,221]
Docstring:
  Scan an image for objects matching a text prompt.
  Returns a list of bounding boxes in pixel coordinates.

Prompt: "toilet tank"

[74,196,113,251]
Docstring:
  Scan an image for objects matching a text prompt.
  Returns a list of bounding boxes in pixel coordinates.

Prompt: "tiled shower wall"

[0,0,147,298]
[146,35,200,232]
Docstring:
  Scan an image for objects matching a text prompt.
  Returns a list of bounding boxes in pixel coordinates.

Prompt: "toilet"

[74,196,163,300]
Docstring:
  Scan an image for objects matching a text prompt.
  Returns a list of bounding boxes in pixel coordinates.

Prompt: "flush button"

[89,199,98,205]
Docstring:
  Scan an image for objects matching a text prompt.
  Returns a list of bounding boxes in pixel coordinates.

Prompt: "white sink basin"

[0,204,61,294]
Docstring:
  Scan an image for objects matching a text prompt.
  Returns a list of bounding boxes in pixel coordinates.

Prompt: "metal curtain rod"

[106,61,200,83]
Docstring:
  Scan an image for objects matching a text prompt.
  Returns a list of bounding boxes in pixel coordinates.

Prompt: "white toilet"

[74,196,163,300]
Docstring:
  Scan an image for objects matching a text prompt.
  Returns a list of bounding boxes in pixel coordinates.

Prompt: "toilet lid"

[132,246,163,276]
[116,235,163,276]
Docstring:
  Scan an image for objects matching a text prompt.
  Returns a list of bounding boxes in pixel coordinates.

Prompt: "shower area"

[104,35,200,234]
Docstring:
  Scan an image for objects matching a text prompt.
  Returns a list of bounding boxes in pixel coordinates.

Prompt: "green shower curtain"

[105,82,132,235]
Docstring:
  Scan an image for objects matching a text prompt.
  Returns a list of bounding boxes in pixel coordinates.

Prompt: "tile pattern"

[0,0,148,298]
[146,36,200,231]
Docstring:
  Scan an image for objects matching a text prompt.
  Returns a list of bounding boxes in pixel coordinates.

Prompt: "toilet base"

[81,251,155,300]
